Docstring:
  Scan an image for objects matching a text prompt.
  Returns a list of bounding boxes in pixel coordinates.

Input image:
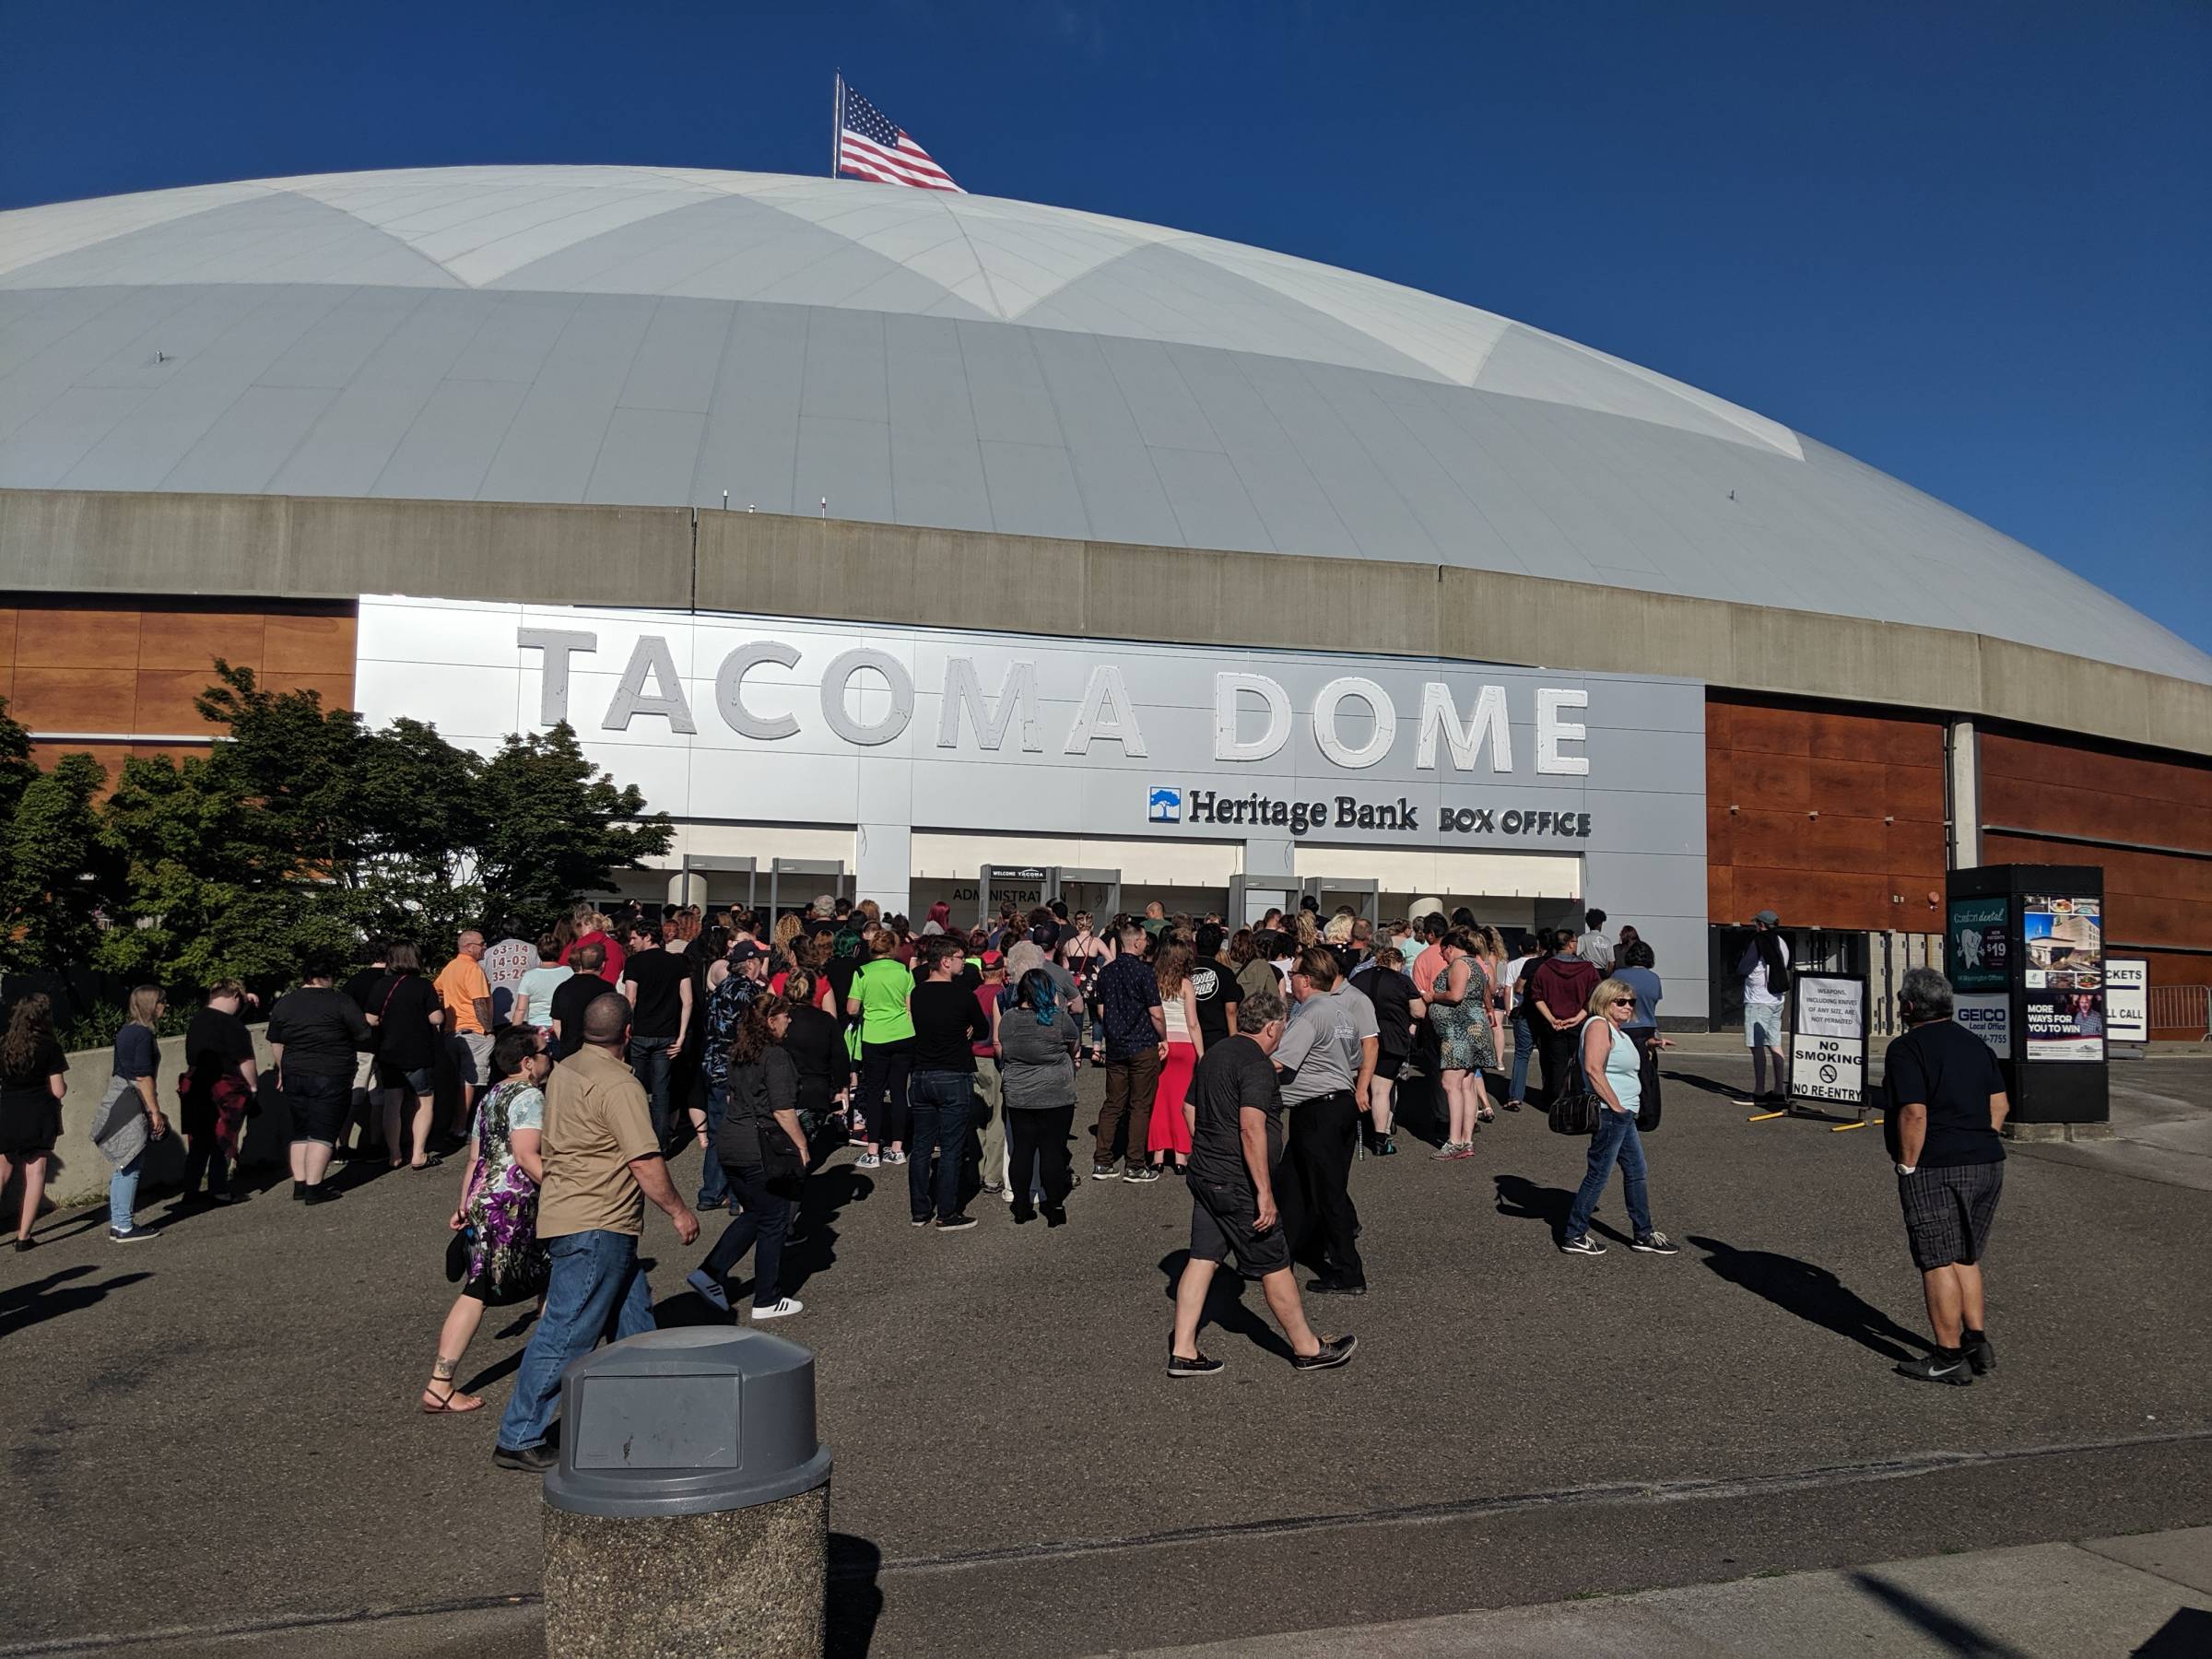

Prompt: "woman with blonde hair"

[92,985,170,1241]
[1477,924,1512,1090]
[1145,942,1204,1175]
[771,912,805,965]
[1560,977,1676,1258]
[1,993,69,1249]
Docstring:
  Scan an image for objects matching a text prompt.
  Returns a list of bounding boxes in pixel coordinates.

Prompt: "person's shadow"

[1493,1173,1635,1247]
[0,1265,155,1339]
[1155,1249,1294,1361]
[1688,1235,1929,1361]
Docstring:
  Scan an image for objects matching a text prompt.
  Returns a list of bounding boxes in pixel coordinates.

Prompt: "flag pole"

[831,72,843,179]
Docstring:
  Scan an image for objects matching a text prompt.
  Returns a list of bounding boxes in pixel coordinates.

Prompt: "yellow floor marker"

[1747,1109,1788,1122]
[1831,1119,1868,1132]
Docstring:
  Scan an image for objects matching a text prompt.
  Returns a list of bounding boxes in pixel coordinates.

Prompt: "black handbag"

[1548,1087,1602,1135]
[444,1226,475,1284]
[1636,1036,1662,1132]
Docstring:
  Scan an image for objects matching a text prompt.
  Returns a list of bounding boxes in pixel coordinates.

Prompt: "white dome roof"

[1,165,2202,683]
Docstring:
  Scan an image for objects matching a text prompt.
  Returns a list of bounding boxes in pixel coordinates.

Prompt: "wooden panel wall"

[0,596,355,772]
[1705,691,1948,933]
[1981,729,2212,1030]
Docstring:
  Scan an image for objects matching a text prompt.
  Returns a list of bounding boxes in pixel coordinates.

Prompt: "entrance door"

[678,855,757,912]
[768,858,847,924]
[1056,866,1122,924]
[979,865,1053,928]
[1228,876,1295,928]
[1301,877,1380,924]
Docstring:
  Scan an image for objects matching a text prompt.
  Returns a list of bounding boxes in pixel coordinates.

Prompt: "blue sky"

[5,1,2206,655]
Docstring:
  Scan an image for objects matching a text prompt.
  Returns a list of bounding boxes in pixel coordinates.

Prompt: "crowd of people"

[4,889,2015,1422]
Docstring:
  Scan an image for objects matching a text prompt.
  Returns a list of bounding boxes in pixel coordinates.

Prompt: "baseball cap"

[1751,909,1780,927]
[982,949,1003,967]
[727,940,769,963]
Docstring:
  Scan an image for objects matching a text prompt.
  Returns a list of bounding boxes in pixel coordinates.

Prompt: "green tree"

[88,673,673,991]
[471,724,672,932]
[0,695,32,825]
[0,749,115,972]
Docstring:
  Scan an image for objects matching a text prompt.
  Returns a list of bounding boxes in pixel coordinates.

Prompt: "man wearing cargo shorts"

[1882,967,2010,1386]
[1167,988,1354,1377]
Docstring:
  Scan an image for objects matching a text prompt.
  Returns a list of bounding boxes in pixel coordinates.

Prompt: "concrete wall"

[6,485,2209,759]
[0,1026,294,1214]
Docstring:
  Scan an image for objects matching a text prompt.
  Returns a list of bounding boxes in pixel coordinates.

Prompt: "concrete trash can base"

[539,1325,832,1656]
[544,1483,828,1656]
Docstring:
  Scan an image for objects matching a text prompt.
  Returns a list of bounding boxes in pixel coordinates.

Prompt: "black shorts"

[286,1072,353,1146]
[1375,1048,1406,1080]
[1187,1174,1291,1280]
[1898,1160,2004,1270]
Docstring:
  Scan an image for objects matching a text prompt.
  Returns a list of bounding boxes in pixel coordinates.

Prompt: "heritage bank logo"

[1146,785,1594,841]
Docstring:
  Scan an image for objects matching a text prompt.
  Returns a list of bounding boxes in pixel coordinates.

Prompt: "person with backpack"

[1559,977,1677,1260]
[1740,908,1792,1107]
[696,940,767,1209]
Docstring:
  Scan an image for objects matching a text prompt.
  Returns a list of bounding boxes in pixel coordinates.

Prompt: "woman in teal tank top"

[1559,977,1677,1259]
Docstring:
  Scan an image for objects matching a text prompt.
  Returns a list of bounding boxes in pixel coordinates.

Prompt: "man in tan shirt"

[493,992,699,1470]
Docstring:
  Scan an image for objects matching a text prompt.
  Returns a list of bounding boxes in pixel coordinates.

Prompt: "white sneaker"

[750,1297,804,1321]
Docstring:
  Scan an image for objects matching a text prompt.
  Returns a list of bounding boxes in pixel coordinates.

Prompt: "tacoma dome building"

[1,166,2206,1029]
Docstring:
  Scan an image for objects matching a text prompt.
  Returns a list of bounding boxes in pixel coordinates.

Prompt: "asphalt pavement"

[3,1051,2207,1656]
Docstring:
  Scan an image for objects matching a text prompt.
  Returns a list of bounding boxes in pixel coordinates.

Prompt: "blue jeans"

[109,1149,145,1230]
[1567,1108,1653,1241]
[629,1036,677,1138]
[496,1230,656,1452]
[907,1070,972,1223]
[1508,1007,1535,1102]
[696,1082,731,1207]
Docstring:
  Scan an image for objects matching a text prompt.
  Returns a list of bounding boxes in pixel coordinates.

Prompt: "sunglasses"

[1611,997,1635,1006]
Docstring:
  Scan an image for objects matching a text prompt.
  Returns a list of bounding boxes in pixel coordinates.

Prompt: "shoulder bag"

[1548,1018,1605,1135]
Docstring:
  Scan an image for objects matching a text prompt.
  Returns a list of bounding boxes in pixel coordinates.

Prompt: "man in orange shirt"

[435,930,495,1132]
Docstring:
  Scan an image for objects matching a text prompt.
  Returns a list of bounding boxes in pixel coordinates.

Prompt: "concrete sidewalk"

[1113,1528,2212,1658]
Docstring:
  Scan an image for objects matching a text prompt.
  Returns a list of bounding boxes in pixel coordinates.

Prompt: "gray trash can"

[540,1326,833,1657]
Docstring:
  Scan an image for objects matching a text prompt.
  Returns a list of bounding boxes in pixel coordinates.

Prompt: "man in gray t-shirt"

[1274,947,1381,1294]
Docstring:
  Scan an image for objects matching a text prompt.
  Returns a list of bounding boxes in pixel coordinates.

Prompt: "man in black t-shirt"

[620,923,695,1147]
[1882,967,2010,1387]
[1167,986,1355,1378]
[548,942,609,1059]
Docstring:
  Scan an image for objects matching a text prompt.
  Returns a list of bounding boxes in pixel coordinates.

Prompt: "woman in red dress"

[1146,941,1205,1175]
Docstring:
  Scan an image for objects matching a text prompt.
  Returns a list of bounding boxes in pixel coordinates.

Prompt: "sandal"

[420,1378,484,1414]
[411,1154,444,1171]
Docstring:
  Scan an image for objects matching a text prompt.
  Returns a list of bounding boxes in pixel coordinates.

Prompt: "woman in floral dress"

[420,1030,552,1413]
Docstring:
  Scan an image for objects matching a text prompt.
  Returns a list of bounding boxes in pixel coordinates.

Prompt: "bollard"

[540,1326,833,1656]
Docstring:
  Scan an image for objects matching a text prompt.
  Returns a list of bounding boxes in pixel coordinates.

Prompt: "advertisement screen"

[2022,895,2103,1061]
[1947,896,2010,993]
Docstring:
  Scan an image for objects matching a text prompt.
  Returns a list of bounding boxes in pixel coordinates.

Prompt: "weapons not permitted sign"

[1788,973,1867,1107]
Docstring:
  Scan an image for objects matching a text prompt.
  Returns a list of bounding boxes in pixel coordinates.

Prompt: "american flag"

[836,78,964,194]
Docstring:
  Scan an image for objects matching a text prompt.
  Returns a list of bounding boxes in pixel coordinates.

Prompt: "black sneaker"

[302,1185,342,1206]
[1124,1164,1161,1183]
[1630,1231,1677,1255]
[1168,1351,1224,1379]
[108,1224,160,1243]
[1370,1137,1399,1157]
[1894,1351,1973,1386]
[1291,1335,1358,1372]
[936,1213,979,1231]
[1306,1277,1367,1296]
[492,1442,559,1472]
[1559,1234,1606,1257]
[1962,1333,1997,1376]
[1091,1161,1118,1181]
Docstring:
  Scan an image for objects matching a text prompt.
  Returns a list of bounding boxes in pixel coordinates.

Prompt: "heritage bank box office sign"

[351,597,1709,867]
